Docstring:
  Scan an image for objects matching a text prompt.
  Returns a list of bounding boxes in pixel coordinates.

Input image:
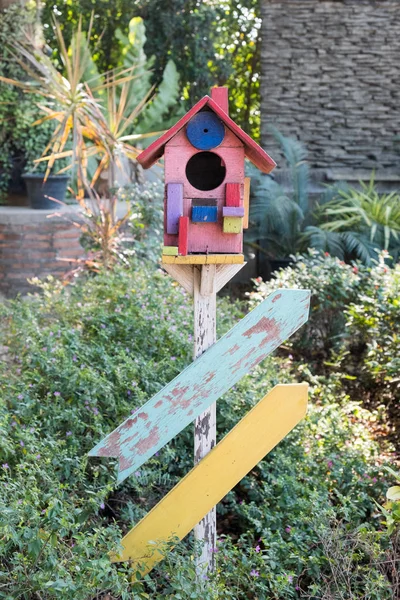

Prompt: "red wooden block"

[226,183,241,207]
[178,216,189,256]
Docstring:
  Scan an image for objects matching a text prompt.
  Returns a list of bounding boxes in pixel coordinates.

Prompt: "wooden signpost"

[88,289,310,482]
[89,87,311,577]
[110,383,308,575]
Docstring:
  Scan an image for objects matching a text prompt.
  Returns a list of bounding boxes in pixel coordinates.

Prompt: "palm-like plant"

[0,16,180,267]
[245,128,308,258]
[1,18,151,198]
[314,175,400,263]
[245,127,341,259]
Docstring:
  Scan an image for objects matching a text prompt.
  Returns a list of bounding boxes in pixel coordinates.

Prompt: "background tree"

[41,0,261,137]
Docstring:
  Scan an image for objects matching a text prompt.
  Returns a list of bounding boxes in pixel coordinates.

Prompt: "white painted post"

[193,264,217,572]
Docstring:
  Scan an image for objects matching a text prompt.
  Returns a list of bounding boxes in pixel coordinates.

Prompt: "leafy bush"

[119,181,164,263]
[249,250,365,360]
[247,130,400,265]
[246,128,312,259]
[250,250,400,437]
[0,260,395,598]
[314,175,400,264]
[0,5,57,201]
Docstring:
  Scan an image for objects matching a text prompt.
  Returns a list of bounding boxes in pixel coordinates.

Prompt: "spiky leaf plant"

[315,174,400,263]
[246,127,311,258]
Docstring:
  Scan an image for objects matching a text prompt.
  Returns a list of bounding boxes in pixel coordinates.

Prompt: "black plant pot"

[260,257,294,281]
[22,173,69,209]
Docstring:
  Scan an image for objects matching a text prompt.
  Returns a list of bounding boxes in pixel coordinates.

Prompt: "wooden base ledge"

[162,254,244,265]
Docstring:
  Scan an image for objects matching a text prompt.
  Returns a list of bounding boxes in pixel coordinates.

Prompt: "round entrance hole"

[185,152,226,191]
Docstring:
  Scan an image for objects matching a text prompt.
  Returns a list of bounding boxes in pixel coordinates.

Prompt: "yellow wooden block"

[243,176,250,229]
[111,383,308,575]
[223,216,242,234]
[162,254,244,265]
[162,246,179,256]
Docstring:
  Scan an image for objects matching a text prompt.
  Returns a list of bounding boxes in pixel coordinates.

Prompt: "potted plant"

[0,16,181,263]
[21,116,70,209]
[21,172,69,210]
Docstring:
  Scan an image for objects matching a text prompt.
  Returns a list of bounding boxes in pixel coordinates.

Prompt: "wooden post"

[193,264,217,572]
[160,261,246,572]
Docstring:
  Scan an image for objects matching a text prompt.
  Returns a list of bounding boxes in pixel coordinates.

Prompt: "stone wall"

[260,0,400,183]
[0,208,84,297]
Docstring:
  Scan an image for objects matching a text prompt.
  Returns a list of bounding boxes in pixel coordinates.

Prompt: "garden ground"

[0,250,399,599]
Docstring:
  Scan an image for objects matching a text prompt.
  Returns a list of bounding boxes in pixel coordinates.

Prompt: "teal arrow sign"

[89,289,310,483]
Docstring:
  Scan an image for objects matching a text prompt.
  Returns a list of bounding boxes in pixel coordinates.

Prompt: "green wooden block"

[223,216,242,234]
[163,246,179,256]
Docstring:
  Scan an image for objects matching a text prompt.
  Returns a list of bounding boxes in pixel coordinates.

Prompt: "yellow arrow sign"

[111,383,308,574]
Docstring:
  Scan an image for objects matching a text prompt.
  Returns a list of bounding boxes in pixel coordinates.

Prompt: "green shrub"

[0,261,394,598]
[249,250,400,409]
[118,181,164,263]
[249,249,366,360]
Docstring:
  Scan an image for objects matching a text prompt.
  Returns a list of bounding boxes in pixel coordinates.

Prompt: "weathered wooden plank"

[178,216,189,256]
[162,264,195,295]
[223,206,245,218]
[193,265,217,568]
[215,263,246,292]
[243,176,250,229]
[225,183,241,207]
[162,246,179,256]
[166,183,183,235]
[199,264,216,297]
[162,254,244,265]
[111,383,308,573]
[88,289,310,483]
[223,216,243,234]
[161,263,246,296]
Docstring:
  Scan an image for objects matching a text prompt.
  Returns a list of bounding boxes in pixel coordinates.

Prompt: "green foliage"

[114,17,184,139]
[380,466,400,535]
[0,255,395,598]
[314,175,400,264]
[41,0,262,137]
[247,130,400,264]
[118,181,164,263]
[250,250,365,359]
[339,252,400,401]
[250,250,400,407]
[246,128,313,258]
[0,4,57,201]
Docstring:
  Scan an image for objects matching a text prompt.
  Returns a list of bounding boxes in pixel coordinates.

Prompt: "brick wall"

[0,208,85,297]
[260,0,400,182]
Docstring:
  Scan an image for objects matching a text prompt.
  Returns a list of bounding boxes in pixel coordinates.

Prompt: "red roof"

[137,95,276,174]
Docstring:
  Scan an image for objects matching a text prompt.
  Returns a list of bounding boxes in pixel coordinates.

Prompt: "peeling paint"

[88,289,311,483]
[132,426,160,455]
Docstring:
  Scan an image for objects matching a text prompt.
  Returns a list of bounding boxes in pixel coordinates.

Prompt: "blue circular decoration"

[186,112,225,150]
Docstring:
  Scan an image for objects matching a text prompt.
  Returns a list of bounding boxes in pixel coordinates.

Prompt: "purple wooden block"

[223,206,245,218]
[166,183,183,234]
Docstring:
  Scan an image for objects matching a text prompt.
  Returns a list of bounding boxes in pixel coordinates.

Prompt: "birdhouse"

[137,87,276,265]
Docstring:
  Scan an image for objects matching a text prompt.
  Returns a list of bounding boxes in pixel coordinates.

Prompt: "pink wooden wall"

[164,127,245,254]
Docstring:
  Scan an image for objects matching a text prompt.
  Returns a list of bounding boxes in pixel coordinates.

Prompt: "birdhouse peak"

[137,94,276,174]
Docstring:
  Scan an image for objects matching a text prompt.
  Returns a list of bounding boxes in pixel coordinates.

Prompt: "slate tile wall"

[261,0,400,176]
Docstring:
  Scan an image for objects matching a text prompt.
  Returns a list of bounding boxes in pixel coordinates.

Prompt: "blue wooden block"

[186,112,225,150]
[192,205,218,223]
[88,289,311,484]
